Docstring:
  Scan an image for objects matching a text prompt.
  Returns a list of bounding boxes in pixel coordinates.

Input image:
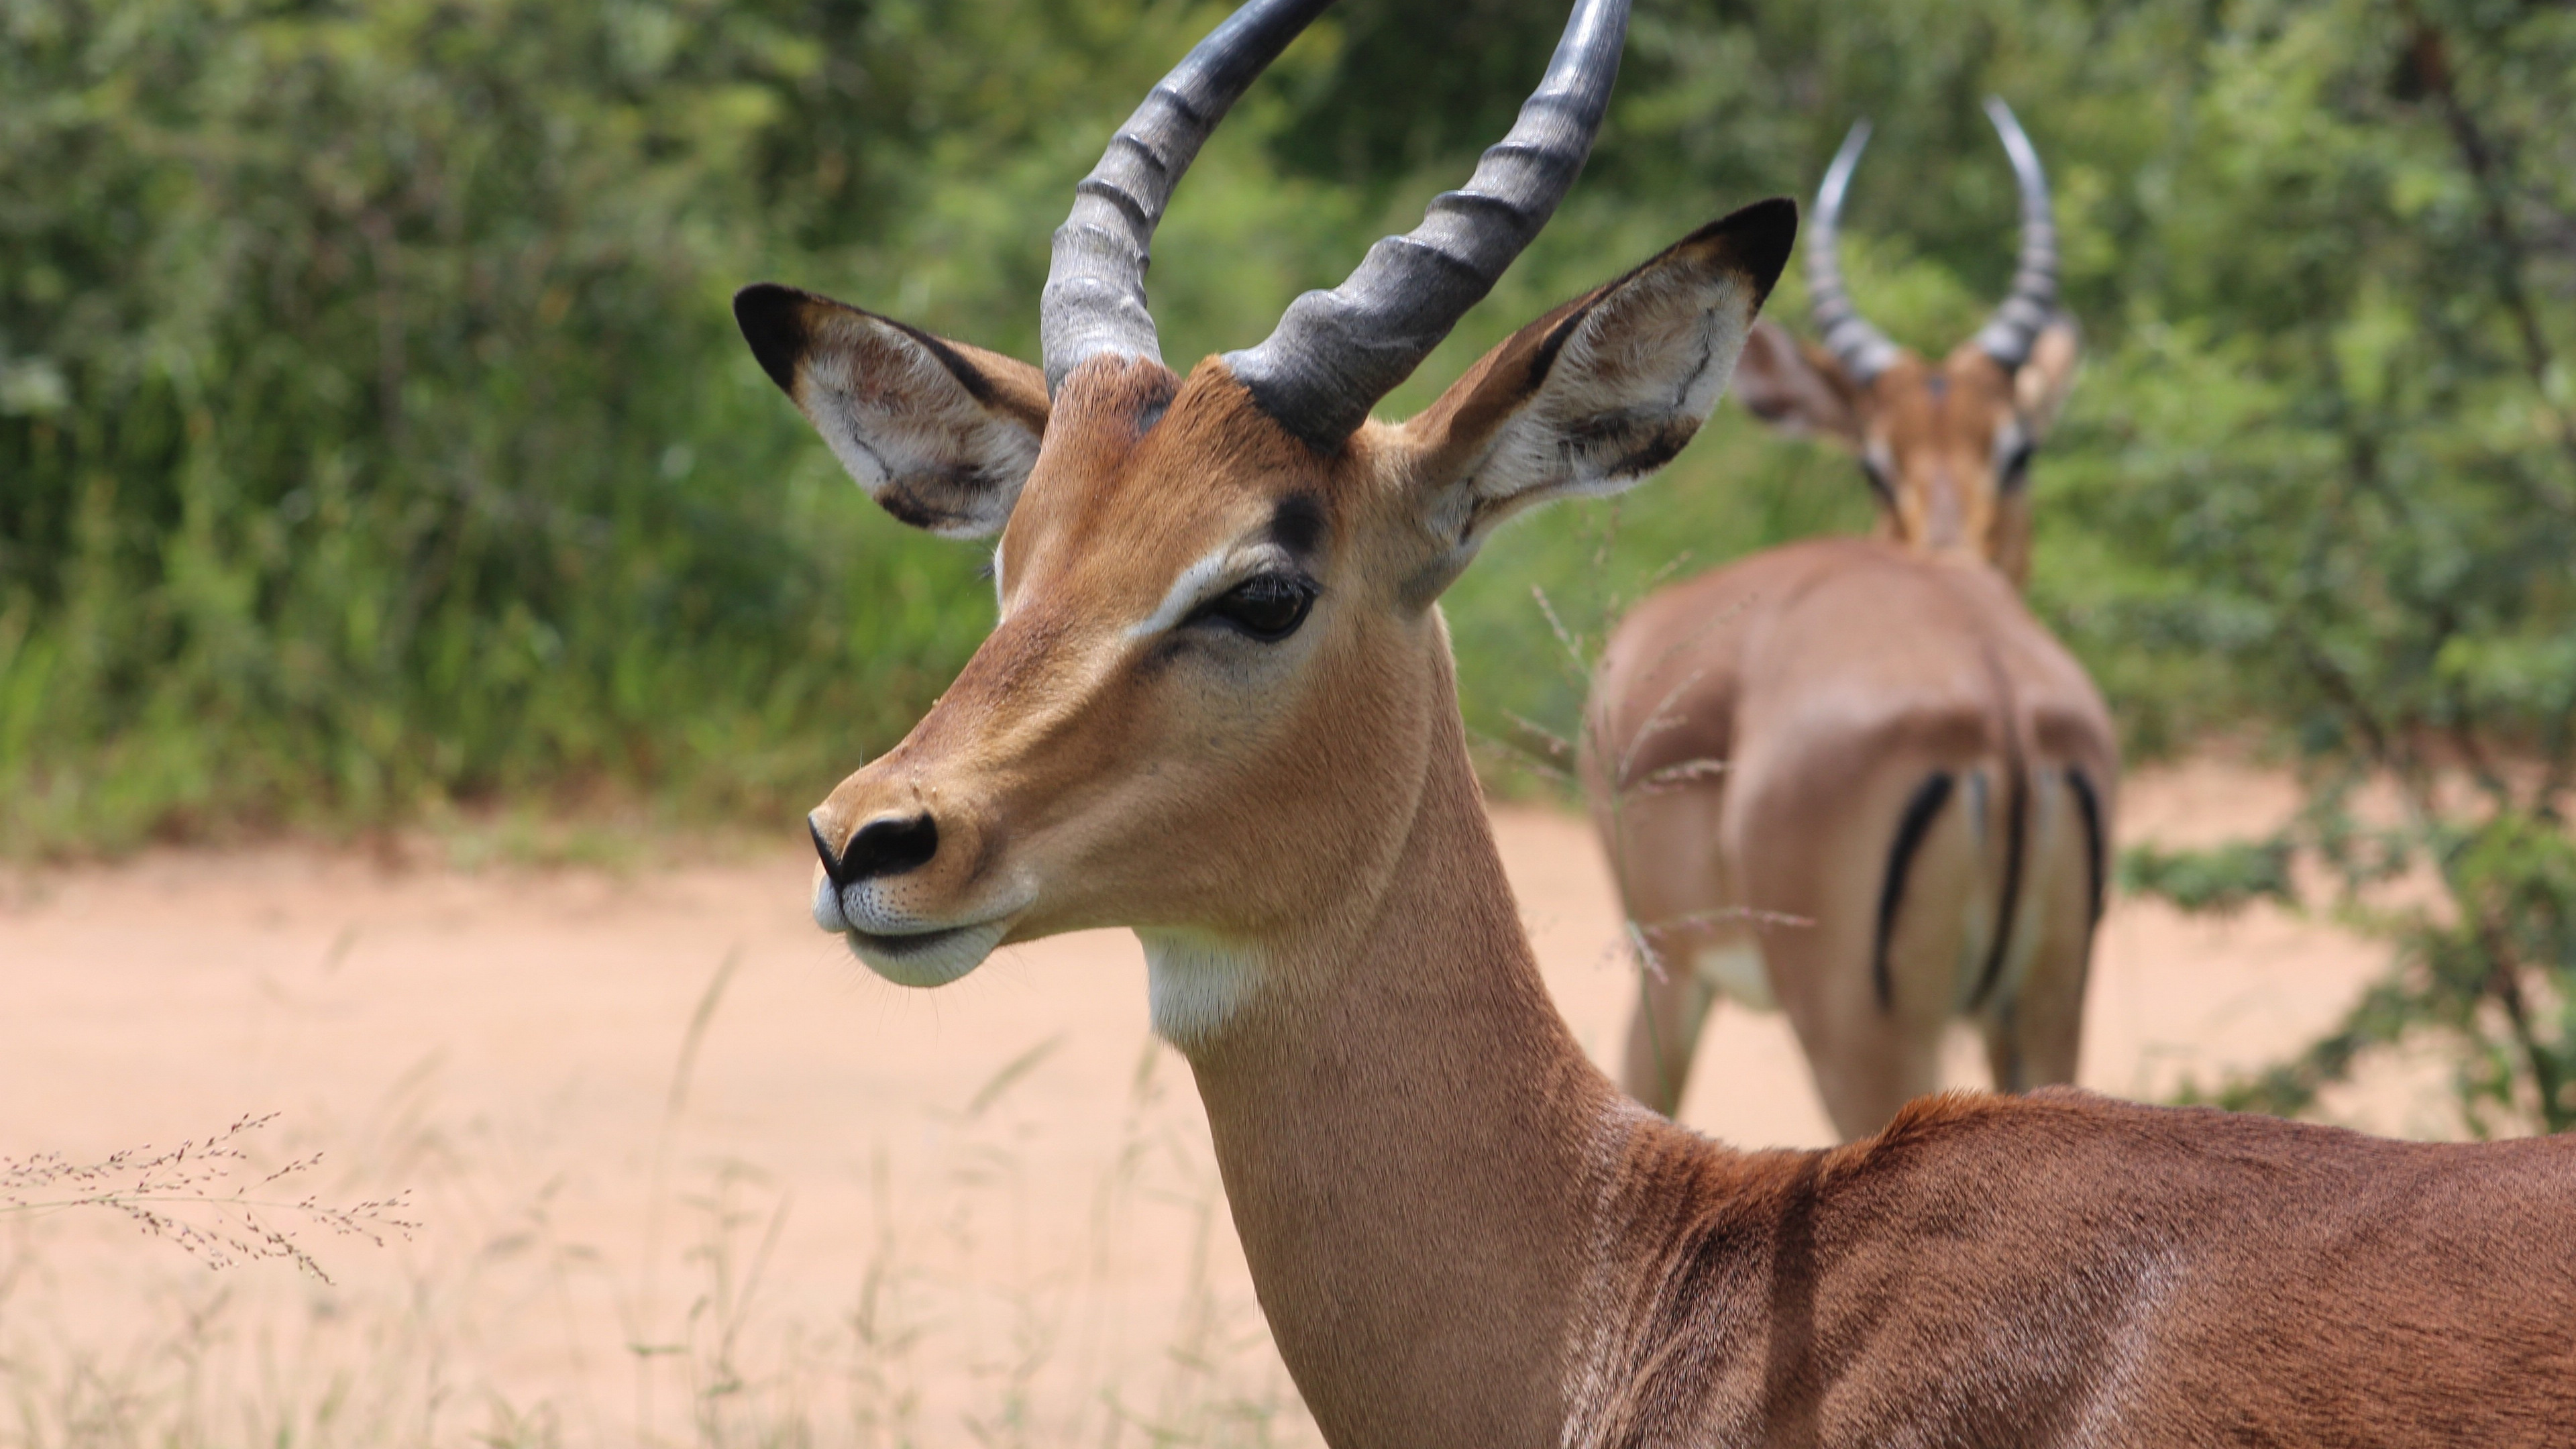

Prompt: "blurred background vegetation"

[3,0,2570,1125]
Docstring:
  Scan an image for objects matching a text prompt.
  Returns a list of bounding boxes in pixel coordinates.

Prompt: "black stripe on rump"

[1970,761,2031,1010]
[1874,772,1956,1011]
[2068,765,2106,928]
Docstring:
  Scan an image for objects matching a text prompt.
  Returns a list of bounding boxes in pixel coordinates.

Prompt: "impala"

[1584,105,2118,1138]
[737,1,2575,1442]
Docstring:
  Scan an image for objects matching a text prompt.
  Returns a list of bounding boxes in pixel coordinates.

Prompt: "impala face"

[1730,101,2082,589]
[731,0,1792,1018]
[1739,332,2078,586]
[797,359,1392,988]
[1861,351,2036,571]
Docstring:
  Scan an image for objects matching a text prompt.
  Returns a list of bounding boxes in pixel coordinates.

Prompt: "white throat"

[1138,930,1266,1053]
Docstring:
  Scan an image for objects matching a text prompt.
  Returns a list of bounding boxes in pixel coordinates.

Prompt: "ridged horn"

[1806,119,1900,387]
[1040,0,1336,396]
[1224,0,1633,449]
[1971,95,2059,370]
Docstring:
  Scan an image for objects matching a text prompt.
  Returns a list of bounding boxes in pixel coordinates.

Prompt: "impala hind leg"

[1605,786,1734,1118]
[1621,941,1723,1118]
[1981,765,2101,1093]
[1748,846,1949,1139]
[1782,983,1948,1142]
[1743,758,1979,1142]
[1982,929,2084,1093]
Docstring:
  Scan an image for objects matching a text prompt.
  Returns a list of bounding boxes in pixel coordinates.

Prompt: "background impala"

[1587,104,2119,1139]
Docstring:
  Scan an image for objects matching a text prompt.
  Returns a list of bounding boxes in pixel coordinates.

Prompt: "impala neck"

[1171,639,1644,1448]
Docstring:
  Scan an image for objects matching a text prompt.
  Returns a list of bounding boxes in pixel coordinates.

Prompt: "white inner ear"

[1448,267,1756,544]
[796,322,1042,539]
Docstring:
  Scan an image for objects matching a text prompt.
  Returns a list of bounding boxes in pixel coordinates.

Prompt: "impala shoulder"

[1830,1087,2218,1194]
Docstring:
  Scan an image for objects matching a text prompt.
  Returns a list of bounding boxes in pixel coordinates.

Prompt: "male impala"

[1585,107,2117,1138]
[738,1,2573,1442]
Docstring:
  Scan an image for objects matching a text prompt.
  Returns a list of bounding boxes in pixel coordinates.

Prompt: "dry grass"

[0,954,1318,1449]
[2,1114,416,1285]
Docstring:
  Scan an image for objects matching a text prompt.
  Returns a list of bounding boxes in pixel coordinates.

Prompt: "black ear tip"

[732,283,809,395]
[1713,197,1801,303]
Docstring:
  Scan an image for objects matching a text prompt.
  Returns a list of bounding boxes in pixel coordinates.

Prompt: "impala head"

[1732,100,2081,586]
[733,0,1791,1022]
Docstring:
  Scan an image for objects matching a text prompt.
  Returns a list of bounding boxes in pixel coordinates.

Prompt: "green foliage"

[0,0,1013,849]
[2195,783,2576,1135]
[2045,0,2576,1132]
[2118,837,2298,916]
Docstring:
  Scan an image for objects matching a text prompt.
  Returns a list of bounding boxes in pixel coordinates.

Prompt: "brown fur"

[1568,1089,2576,1446]
[1590,315,2112,1136]
[750,200,2575,1446]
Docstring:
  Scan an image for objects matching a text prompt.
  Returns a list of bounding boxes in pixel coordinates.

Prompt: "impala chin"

[841,918,1012,988]
[811,868,1022,987]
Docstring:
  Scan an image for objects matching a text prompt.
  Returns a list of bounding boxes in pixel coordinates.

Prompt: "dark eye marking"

[1268,494,1327,559]
[1185,572,1317,643]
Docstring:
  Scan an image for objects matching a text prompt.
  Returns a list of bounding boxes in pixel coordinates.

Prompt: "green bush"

[0,0,1018,848]
[2055,0,2576,1130]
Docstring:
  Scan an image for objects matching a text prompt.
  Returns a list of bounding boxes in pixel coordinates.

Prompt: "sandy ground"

[0,759,2450,1446]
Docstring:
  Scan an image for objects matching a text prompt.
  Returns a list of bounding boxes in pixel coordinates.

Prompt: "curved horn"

[1972,96,2059,370]
[1224,0,1633,449]
[1040,0,1336,395]
[1806,119,1900,386]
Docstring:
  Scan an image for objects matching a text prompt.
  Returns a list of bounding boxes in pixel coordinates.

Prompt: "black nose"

[811,811,940,888]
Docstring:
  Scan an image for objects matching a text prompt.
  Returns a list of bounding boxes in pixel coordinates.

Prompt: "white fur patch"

[1986,765,2066,1008]
[1139,931,1265,1052]
[2065,1248,2184,1441]
[1126,542,1294,639]
[1951,769,1996,1010]
[1694,942,1776,1012]
[1128,546,1238,639]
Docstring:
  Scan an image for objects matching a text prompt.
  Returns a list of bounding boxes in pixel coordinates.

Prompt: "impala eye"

[1192,573,1316,642]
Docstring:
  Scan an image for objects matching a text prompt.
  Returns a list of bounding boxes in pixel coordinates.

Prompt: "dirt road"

[0,760,2436,1446]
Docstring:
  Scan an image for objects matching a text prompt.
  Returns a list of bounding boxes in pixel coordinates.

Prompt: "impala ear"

[2013,317,2082,441]
[1393,198,1797,590]
[1730,319,1866,448]
[734,284,1049,538]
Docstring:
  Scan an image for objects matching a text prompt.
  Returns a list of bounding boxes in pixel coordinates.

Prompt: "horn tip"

[1818,118,1874,217]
